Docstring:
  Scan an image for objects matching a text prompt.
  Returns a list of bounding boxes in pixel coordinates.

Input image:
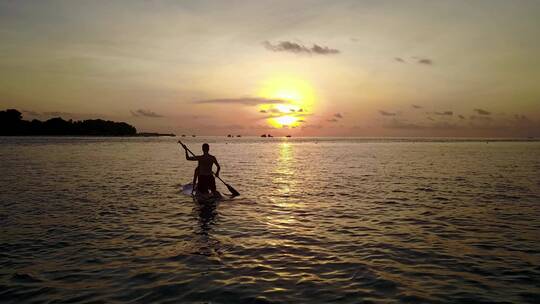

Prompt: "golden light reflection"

[258,76,316,128]
[274,142,295,199]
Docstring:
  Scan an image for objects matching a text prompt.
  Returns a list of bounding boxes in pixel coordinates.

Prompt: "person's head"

[202,143,209,154]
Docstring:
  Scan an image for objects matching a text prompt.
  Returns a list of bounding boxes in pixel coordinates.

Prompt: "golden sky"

[1,0,539,137]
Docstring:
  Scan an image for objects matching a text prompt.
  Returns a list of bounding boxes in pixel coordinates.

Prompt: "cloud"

[327,118,339,123]
[474,108,491,115]
[194,97,286,106]
[379,110,397,116]
[433,111,453,116]
[334,113,343,119]
[258,112,312,120]
[411,104,422,109]
[395,57,405,63]
[458,115,465,119]
[417,58,433,65]
[258,108,287,116]
[131,109,163,118]
[263,41,339,55]
[514,114,529,121]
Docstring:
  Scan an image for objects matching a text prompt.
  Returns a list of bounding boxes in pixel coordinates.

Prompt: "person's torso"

[197,154,214,176]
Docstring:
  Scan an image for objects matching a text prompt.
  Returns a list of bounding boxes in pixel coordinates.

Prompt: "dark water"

[1,137,539,303]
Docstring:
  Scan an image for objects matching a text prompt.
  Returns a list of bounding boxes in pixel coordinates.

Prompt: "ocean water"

[1,137,539,303]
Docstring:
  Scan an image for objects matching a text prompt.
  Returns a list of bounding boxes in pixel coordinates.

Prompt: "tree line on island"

[0,109,173,136]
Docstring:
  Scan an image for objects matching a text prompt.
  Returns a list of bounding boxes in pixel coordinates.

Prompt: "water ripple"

[1,137,539,303]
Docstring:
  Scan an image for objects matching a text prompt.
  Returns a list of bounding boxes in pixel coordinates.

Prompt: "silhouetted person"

[181,143,221,197]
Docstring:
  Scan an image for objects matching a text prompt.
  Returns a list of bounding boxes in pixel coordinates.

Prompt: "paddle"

[178,141,240,197]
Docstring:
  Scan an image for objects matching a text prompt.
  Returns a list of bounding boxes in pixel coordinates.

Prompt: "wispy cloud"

[411,104,422,109]
[263,41,339,55]
[194,97,286,106]
[379,110,397,116]
[433,111,453,116]
[334,113,343,118]
[327,118,339,123]
[417,58,433,65]
[131,109,163,118]
[474,108,491,115]
[458,115,465,119]
[395,57,405,63]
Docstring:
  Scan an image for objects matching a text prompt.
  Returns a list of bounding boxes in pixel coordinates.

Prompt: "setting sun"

[258,76,316,128]
[270,115,300,127]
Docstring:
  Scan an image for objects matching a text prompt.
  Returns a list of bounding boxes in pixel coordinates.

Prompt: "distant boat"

[227,134,232,137]
[181,134,186,137]
[286,135,291,138]
[268,134,273,138]
[236,135,241,137]
[191,135,196,137]
[261,134,267,137]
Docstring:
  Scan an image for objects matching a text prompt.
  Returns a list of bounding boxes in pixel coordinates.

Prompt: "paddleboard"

[181,183,231,204]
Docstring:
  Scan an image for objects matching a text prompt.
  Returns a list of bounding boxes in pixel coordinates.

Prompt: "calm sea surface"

[1,137,539,303]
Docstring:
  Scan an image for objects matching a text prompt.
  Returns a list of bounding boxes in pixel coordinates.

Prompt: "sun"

[258,76,315,128]
[271,115,299,126]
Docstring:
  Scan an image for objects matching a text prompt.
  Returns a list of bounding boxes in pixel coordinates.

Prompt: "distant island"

[0,109,173,137]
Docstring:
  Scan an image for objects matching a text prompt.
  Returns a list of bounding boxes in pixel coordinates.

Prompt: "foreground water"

[1,137,539,303]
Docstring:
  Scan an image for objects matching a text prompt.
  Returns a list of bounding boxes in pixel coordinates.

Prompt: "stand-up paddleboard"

[181,183,231,204]
[182,183,195,196]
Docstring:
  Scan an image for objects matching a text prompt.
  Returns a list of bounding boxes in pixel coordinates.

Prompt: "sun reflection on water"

[275,141,294,195]
[267,141,304,228]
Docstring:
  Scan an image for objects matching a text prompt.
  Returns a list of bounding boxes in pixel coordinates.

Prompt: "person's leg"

[192,167,199,194]
[209,176,220,197]
[198,175,210,195]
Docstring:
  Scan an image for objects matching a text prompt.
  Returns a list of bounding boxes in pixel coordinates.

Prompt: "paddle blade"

[225,183,240,197]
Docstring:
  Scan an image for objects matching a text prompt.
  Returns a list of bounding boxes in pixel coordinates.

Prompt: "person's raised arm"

[180,143,197,161]
[214,156,221,177]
